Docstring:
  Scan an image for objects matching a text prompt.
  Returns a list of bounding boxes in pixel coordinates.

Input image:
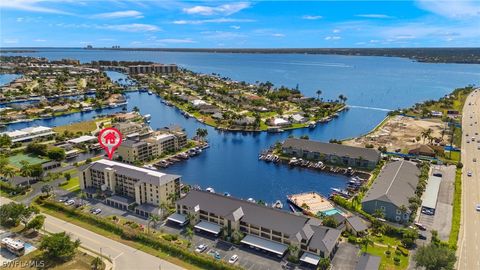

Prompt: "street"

[457,88,480,270]
[0,197,185,270]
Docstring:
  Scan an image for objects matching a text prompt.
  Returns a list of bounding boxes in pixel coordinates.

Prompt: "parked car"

[433,172,442,177]
[468,171,473,177]
[418,232,427,240]
[476,204,480,212]
[421,208,434,215]
[64,199,75,206]
[414,222,427,231]
[195,244,208,253]
[229,254,239,264]
[93,208,102,215]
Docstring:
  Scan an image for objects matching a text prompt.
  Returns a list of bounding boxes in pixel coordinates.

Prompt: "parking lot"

[417,165,456,241]
[331,242,359,270]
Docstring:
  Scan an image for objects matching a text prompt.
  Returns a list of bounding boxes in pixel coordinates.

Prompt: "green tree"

[91,257,104,270]
[195,128,208,141]
[0,134,12,148]
[64,172,72,181]
[318,257,330,270]
[316,90,322,101]
[0,203,26,227]
[361,235,373,253]
[413,243,456,270]
[185,227,194,242]
[47,147,66,161]
[322,216,338,228]
[25,143,47,156]
[39,232,81,261]
[402,228,418,249]
[41,184,53,196]
[26,214,45,232]
[1,166,16,180]
[147,214,160,233]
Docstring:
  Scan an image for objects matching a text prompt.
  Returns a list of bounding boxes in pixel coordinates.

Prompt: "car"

[207,249,221,259]
[476,204,480,212]
[64,199,75,206]
[228,254,239,264]
[472,137,476,141]
[195,244,208,253]
[418,233,427,240]
[414,222,427,231]
[93,208,102,215]
[58,198,66,203]
[467,171,473,177]
[433,172,442,177]
[421,208,434,215]
[474,158,477,162]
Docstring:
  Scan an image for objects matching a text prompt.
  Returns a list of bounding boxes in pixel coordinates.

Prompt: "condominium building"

[116,131,187,164]
[79,159,181,217]
[128,64,178,74]
[282,138,381,169]
[112,122,152,138]
[171,190,341,267]
[1,126,55,143]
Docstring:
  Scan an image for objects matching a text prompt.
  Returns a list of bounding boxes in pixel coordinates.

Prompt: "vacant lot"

[344,116,447,152]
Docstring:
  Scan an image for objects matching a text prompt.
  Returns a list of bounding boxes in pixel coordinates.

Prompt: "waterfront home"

[361,160,420,223]
[282,138,380,169]
[268,117,290,126]
[0,126,55,143]
[127,64,178,74]
[191,99,208,107]
[290,113,308,123]
[408,144,436,157]
[113,122,152,138]
[79,159,180,218]
[172,190,341,266]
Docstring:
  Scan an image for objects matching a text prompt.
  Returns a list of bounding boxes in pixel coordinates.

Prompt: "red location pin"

[98,127,123,160]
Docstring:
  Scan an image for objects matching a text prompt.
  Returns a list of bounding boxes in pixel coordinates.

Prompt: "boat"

[289,157,298,165]
[288,204,298,213]
[308,121,316,128]
[144,114,151,120]
[331,188,350,198]
[272,200,283,209]
[223,192,231,197]
[148,91,153,95]
[247,198,256,203]
[201,143,210,149]
[206,187,215,193]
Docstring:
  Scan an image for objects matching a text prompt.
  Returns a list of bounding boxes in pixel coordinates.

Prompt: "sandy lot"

[344,115,448,152]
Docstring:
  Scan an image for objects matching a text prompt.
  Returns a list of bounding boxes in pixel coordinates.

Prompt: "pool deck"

[287,191,336,216]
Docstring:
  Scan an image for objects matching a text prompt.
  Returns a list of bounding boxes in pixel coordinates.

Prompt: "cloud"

[16,17,24,22]
[0,0,73,15]
[230,25,241,30]
[202,31,247,40]
[356,14,394,19]
[183,2,250,16]
[92,10,143,19]
[325,36,341,40]
[34,39,46,42]
[2,38,19,44]
[416,0,480,19]
[156,38,195,44]
[332,29,341,33]
[173,18,254,25]
[302,15,323,20]
[272,33,285,37]
[100,23,160,32]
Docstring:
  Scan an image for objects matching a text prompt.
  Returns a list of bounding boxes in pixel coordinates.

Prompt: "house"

[345,216,368,236]
[0,126,55,143]
[291,113,307,123]
[268,117,290,126]
[408,144,436,157]
[173,190,342,266]
[361,160,420,223]
[282,138,381,169]
[191,99,208,107]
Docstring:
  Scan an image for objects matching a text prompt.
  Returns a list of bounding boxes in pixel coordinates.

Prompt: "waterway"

[2,48,479,206]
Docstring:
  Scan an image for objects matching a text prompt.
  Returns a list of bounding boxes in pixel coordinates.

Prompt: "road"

[457,88,480,270]
[0,197,185,270]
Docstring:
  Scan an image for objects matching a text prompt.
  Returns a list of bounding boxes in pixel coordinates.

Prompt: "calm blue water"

[0,74,20,86]
[2,48,480,205]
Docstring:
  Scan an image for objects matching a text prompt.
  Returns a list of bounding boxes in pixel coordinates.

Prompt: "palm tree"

[79,191,87,205]
[159,201,169,219]
[19,160,32,186]
[185,227,194,242]
[147,214,160,233]
[91,257,103,270]
[361,235,373,253]
[41,185,53,196]
[196,128,208,142]
[2,166,16,180]
[316,90,322,101]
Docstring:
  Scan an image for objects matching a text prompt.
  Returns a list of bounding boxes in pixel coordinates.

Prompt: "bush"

[394,256,401,265]
[347,235,357,244]
[385,250,391,257]
[456,162,463,169]
[397,246,409,256]
[395,249,401,256]
[162,234,173,241]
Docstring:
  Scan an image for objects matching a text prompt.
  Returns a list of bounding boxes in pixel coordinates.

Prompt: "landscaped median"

[449,168,462,249]
[33,196,241,270]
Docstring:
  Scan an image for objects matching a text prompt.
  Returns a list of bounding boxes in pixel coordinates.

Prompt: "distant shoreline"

[1,47,480,64]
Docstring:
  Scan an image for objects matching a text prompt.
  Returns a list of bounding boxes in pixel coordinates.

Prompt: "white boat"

[247,198,256,203]
[272,200,283,209]
[144,114,151,120]
[206,187,215,193]
[148,91,153,95]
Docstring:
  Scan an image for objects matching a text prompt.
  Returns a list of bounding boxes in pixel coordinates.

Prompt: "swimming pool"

[322,208,343,216]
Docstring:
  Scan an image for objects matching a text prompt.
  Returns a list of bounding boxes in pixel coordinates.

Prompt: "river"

[2,48,479,205]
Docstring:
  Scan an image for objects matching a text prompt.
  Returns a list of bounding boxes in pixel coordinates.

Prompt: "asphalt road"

[0,197,185,270]
[457,88,480,270]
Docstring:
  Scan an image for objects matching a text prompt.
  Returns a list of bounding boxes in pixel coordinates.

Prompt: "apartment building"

[112,122,152,138]
[171,190,341,267]
[282,138,381,169]
[79,159,181,217]
[116,131,187,164]
[1,126,55,143]
[128,64,178,74]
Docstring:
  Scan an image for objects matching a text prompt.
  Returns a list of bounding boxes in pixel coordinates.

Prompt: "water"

[2,48,480,205]
[0,74,20,86]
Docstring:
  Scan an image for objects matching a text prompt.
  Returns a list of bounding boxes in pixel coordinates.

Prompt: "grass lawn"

[52,118,104,134]
[7,249,102,270]
[8,153,47,169]
[373,234,402,247]
[61,177,80,192]
[449,169,462,249]
[364,244,409,270]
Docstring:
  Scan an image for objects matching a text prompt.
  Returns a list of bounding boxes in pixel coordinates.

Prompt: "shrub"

[162,234,173,241]
[385,250,391,257]
[347,235,357,244]
[394,256,401,265]
[395,249,401,256]
[397,246,409,256]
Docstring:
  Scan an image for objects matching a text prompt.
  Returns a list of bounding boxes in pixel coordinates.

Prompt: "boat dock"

[287,192,336,216]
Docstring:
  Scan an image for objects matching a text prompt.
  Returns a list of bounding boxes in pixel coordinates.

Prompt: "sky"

[1,0,479,48]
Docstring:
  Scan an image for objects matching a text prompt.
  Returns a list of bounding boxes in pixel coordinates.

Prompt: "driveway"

[331,242,360,270]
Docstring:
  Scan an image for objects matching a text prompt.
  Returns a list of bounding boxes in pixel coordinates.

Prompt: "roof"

[331,213,346,225]
[346,216,368,232]
[421,176,442,209]
[9,176,32,186]
[409,144,435,155]
[240,235,288,255]
[120,139,146,148]
[68,135,97,144]
[283,138,380,162]
[362,160,420,208]
[83,159,180,187]
[355,253,381,270]
[178,190,340,252]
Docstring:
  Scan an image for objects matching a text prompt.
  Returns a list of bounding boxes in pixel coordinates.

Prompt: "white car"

[93,208,102,215]
[228,254,239,264]
[64,199,75,206]
[476,204,480,212]
[467,171,473,177]
[195,244,208,253]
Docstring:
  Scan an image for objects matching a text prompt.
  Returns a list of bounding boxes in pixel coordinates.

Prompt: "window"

[395,216,401,221]
[396,209,402,215]
[380,206,386,211]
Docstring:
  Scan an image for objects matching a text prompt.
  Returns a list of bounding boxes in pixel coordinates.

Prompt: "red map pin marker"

[98,127,123,160]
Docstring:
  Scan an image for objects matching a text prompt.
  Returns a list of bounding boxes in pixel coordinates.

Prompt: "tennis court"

[8,153,47,168]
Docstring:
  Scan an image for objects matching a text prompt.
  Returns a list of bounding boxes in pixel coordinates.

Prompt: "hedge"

[35,198,240,270]
[448,169,462,250]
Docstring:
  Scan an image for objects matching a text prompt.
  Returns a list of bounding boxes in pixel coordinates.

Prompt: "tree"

[26,214,45,232]
[47,147,66,161]
[41,184,53,196]
[373,208,385,219]
[147,214,160,233]
[64,172,72,181]
[39,232,81,261]
[322,216,338,228]
[0,134,12,148]
[91,257,104,270]
[316,90,322,101]
[29,164,44,179]
[0,203,27,227]
[25,143,47,156]
[361,235,373,253]
[185,227,194,242]
[133,106,140,112]
[318,258,330,270]
[1,166,16,180]
[19,160,32,186]
[414,243,456,270]
[402,228,418,249]
[196,128,208,141]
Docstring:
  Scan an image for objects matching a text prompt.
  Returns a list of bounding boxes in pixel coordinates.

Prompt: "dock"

[287,192,336,216]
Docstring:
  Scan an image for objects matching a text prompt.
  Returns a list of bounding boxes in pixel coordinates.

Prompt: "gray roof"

[331,213,346,225]
[177,190,341,252]
[120,139,145,148]
[421,175,442,209]
[283,138,380,162]
[362,160,420,208]
[355,254,381,270]
[9,176,32,186]
[346,216,368,232]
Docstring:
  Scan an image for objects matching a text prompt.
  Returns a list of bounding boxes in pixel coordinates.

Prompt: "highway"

[0,197,185,270]
[457,89,480,270]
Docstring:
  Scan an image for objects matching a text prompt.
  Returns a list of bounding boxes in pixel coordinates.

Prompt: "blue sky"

[1,0,479,48]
